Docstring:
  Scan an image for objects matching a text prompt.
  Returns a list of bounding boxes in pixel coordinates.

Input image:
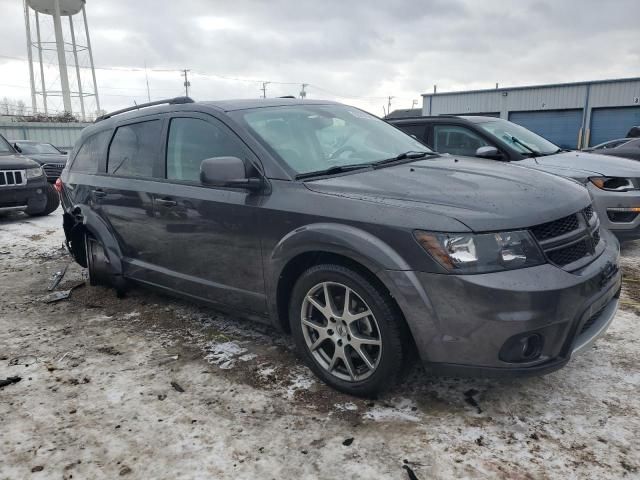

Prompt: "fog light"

[499,333,544,363]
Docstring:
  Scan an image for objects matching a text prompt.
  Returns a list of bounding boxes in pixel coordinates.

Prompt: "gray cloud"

[0,0,638,116]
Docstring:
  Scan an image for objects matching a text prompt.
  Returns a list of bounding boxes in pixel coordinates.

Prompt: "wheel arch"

[268,223,412,336]
[63,205,124,275]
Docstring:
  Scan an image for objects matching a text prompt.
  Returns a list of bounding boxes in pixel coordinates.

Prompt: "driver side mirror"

[13,144,22,153]
[475,146,504,160]
[200,156,263,191]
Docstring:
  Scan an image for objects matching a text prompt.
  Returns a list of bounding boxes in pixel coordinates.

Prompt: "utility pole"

[300,83,309,99]
[144,61,151,102]
[182,69,191,97]
[261,81,270,98]
[411,99,418,109]
[387,96,394,116]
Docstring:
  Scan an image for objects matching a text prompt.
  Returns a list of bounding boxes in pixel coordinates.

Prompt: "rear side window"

[70,130,110,173]
[108,120,162,178]
[398,124,427,142]
[166,117,249,182]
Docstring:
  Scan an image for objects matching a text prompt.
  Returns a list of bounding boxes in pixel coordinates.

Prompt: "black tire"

[85,233,128,297]
[27,183,60,217]
[289,264,406,397]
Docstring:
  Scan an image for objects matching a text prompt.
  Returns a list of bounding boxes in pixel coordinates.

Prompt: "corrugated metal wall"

[422,78,640,148]
[0,121,90,150]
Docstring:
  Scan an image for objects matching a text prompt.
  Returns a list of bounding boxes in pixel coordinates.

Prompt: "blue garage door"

[590,106,640,146]
[509,109,583,149]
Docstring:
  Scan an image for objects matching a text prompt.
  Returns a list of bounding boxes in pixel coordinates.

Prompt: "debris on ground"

[8,355,37,367]
[463,388,482,414]
[171,381,185,393]
[48,263,69,291]
[342,437,354,446]
[42,281,85,303]
[0,376,21,389]
[402,464,421,480]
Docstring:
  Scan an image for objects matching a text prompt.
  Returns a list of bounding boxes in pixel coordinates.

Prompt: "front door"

[148,114,267,315]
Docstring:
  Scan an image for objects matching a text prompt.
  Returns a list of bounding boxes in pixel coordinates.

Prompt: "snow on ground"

[1,210,639,479]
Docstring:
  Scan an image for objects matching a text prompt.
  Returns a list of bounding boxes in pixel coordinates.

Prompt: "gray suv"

[59,98,621,396]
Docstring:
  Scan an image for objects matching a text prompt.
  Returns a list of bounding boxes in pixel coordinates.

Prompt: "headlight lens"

[25,167,44,179]
[414,230,546,274]
[589,177,635,192]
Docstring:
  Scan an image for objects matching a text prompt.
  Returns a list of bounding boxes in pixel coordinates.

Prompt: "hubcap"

[300,282,382,382]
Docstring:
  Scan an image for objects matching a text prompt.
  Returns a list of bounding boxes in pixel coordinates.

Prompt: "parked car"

[59,97,621,396]
[11,140,68,183]
[583,137,640,161]
[388,115,640,241]
[0,134,59,216]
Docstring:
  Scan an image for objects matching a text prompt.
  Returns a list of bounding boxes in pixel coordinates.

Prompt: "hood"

[0,153,41,170]
[21,153,68,165]
[524,150,640,178]
[304,156,591,232]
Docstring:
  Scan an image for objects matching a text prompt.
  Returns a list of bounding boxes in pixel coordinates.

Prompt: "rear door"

[98,117,165,277]
[148,113,267,315]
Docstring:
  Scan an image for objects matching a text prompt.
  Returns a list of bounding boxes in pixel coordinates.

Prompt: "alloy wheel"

[300,281,382,382]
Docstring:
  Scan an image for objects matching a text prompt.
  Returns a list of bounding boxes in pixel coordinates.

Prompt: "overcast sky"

[0,0,639,118]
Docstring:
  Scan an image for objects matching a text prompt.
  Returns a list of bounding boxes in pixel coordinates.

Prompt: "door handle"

[92,189,106,198]
[155,197,177,207]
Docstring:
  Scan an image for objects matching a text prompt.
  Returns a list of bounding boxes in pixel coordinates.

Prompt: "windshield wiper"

[295,163,372,180]
[510,136,541,156]
[372,151,435,168]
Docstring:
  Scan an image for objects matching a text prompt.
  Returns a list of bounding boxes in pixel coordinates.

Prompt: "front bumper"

[385,228,621,377]
[588,183,640,241]
[0,177,47,213]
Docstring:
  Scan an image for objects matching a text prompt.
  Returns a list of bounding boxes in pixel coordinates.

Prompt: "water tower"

[23,0,100,120]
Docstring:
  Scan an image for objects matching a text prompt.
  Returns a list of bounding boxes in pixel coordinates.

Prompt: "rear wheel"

[26,183,60,217]
[85,233,127,296]
[289,264,405,397]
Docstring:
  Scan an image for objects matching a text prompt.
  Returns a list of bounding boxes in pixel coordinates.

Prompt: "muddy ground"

[1,210,639,479]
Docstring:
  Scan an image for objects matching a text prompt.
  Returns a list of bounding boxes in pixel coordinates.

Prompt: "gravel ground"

[0,209,639,480]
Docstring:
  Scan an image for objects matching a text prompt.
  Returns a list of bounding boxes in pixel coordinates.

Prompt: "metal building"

[421,77,640,148]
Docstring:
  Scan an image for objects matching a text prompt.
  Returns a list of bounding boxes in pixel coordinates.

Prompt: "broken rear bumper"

[384,228,621,377]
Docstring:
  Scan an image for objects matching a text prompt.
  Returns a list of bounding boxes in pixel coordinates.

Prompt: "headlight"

[25,167,44,179]
[589,177,635,192]
[414,230,545,274]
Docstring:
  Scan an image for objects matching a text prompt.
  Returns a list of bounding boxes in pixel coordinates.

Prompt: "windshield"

[477,119,559,156]
[16,142,60,154]
[0,136,13,154]
[234,104,432,174]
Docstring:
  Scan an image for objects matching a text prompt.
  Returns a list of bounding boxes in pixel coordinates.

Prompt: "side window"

[166,117,249,182]
[107,120,162,178]
[433,125,490,156]
[398,124,427,142]
[70,130,110,173]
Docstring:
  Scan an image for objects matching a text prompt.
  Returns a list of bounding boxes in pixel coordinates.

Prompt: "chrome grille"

[42,163,65,179]
[531,204,601,269]
[0,170,27,187]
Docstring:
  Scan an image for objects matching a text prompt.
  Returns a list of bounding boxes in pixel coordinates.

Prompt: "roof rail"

[95,96,195,122]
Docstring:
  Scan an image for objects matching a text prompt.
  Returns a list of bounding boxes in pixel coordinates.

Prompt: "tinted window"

[16,142,60,154]
[108,120,162,177]
[166,117,249,182]
[397,124,427,142]
[70,130,110,173]
[433,125,490,156]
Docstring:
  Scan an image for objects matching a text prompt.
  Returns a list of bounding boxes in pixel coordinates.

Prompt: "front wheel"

[289,264,406,397]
